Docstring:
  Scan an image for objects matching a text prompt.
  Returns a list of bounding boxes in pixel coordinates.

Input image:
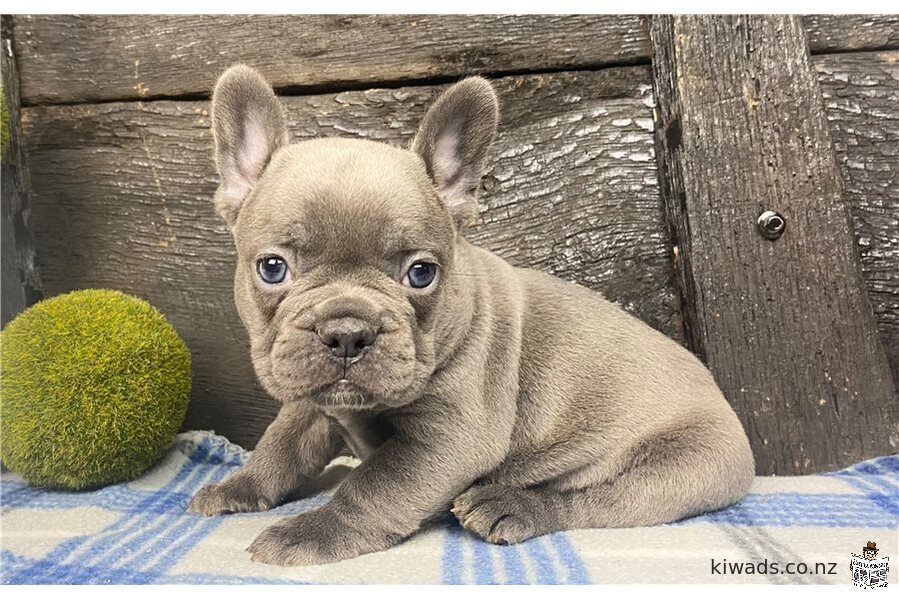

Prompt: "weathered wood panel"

[11,15,899,105]
[803,15,899,53]
[651,15,897,475]
[1,16,42,327]
[22,68,677,449]
[12,15,651,105]
[815,51,899,388]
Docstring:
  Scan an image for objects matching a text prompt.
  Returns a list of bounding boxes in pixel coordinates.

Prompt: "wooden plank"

[11,14,898,105]
[12,15,651,105]
[1,16,42,327]
[650,15,897,475]
[21,67,678,449]
[815,51,899,389]
[804,15,899,54]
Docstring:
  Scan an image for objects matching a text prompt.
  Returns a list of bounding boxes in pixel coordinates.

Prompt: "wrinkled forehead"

[234,139,453,260]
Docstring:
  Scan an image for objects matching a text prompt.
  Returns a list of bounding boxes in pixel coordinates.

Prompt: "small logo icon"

[850,541,889,588]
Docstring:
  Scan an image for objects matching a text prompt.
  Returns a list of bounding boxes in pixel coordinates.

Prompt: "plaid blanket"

[1,431,896,584]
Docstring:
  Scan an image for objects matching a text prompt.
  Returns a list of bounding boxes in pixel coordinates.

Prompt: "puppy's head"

[210,65,498,410]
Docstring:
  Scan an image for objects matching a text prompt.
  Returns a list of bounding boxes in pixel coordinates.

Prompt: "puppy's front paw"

[187,477,274,516]
[452,484,545,545]
[247,507,397,566]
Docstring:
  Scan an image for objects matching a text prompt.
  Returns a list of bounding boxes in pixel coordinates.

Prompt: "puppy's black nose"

[317,318,377,359]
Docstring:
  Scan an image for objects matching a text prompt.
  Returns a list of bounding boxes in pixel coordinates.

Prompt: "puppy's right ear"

[211,65,289,227]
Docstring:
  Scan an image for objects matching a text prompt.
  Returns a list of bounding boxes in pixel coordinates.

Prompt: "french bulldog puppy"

[188,65,755,566]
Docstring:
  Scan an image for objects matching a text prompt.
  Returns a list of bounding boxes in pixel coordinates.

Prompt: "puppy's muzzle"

[316,317,378,361]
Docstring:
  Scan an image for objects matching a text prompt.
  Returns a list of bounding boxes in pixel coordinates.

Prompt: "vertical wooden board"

[815,51,899,389]
[22,69,677,448]
[1,16,42,327]
[651,15,897,474]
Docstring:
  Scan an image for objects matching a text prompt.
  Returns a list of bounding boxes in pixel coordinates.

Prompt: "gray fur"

[188,64,755,566]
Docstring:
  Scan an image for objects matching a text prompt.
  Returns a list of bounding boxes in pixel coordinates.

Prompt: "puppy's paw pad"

[247,509,394,566]
[187,480,273,516]
[485,515,531,545]
[452,484,540,545]
[246,526,327,566]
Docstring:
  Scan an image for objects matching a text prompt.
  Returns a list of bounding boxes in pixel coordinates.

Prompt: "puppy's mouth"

[317,377,371,410]
[313,354,399,410]
[263,327,421,408]
[335,352,366,380]
[261,367,369,410]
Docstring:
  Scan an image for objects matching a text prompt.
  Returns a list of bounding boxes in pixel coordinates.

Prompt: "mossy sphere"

[1,289,191,489]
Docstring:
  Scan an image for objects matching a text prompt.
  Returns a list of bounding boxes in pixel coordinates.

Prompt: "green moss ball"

[1,289,191,490]
[1,86,9,157]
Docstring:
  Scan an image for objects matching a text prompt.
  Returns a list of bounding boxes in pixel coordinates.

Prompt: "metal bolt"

[757,210,786,240]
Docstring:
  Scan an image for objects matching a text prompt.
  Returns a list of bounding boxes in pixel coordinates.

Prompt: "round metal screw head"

[757,210,786,240]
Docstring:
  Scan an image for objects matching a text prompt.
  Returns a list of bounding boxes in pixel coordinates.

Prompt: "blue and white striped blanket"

[1,431,896,584]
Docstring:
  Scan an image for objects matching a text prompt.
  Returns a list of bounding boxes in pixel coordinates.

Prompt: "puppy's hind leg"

[453,420,754,544]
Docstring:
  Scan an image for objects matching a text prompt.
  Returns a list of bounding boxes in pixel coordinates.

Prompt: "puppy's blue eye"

[406,262,437,289]
[257,256,288,284]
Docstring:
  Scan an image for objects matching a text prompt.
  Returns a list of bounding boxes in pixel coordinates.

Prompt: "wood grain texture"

[815,51,899,389]
[10,14,898,105]
[650,15,897,475]
[21,68,678,448]
[1,16,42,328]
[803,14,899,53]
[11,15,652,105]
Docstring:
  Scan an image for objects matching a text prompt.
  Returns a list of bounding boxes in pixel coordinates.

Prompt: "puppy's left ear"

[411,77,499,226]
[211,64,289,227]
